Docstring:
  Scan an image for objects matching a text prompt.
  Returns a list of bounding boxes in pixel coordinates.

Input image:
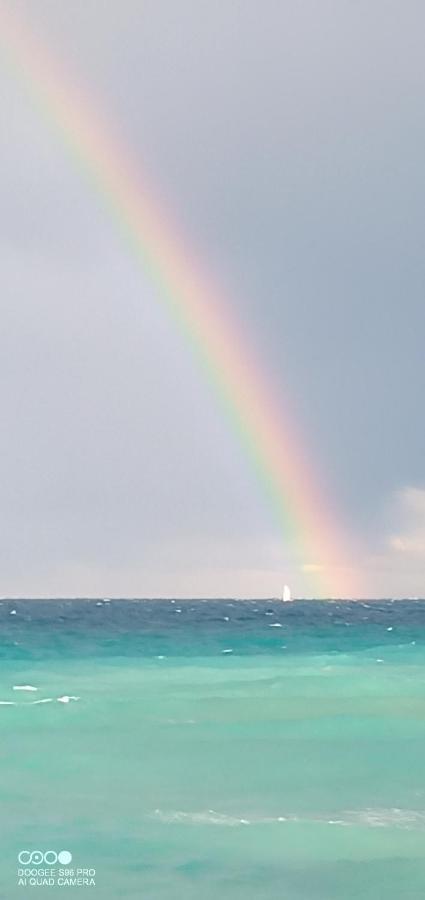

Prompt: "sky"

[0,0,424,598]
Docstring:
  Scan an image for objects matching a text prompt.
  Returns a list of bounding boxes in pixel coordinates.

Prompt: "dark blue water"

[1,597,424,658]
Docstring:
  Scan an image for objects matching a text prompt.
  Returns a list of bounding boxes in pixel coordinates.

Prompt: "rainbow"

[0,5,363,597]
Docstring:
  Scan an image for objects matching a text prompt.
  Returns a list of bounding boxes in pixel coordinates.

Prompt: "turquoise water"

[1,599,425,898]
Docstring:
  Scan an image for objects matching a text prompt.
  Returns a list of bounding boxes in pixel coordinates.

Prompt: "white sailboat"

[282,584,292,602]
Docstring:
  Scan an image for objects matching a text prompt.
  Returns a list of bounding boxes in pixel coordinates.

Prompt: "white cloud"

[388,487,425,558]
[364,487,425,597]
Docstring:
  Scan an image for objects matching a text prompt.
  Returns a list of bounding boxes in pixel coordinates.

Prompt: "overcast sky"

[0,0,424,597]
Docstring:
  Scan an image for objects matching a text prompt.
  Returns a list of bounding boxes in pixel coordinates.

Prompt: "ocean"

[1,598,424,899]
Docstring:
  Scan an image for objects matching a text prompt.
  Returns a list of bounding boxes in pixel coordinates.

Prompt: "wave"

[151,807,425,830]
[343,808,425,828]
[0,695,79,706]
[152,809,251,826]
[13,684,38,691]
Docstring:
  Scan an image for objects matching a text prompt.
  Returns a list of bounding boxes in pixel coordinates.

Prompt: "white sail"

[282,585,291,602]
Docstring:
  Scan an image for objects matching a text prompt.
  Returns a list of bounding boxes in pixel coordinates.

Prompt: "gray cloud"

[0,0,424,595]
